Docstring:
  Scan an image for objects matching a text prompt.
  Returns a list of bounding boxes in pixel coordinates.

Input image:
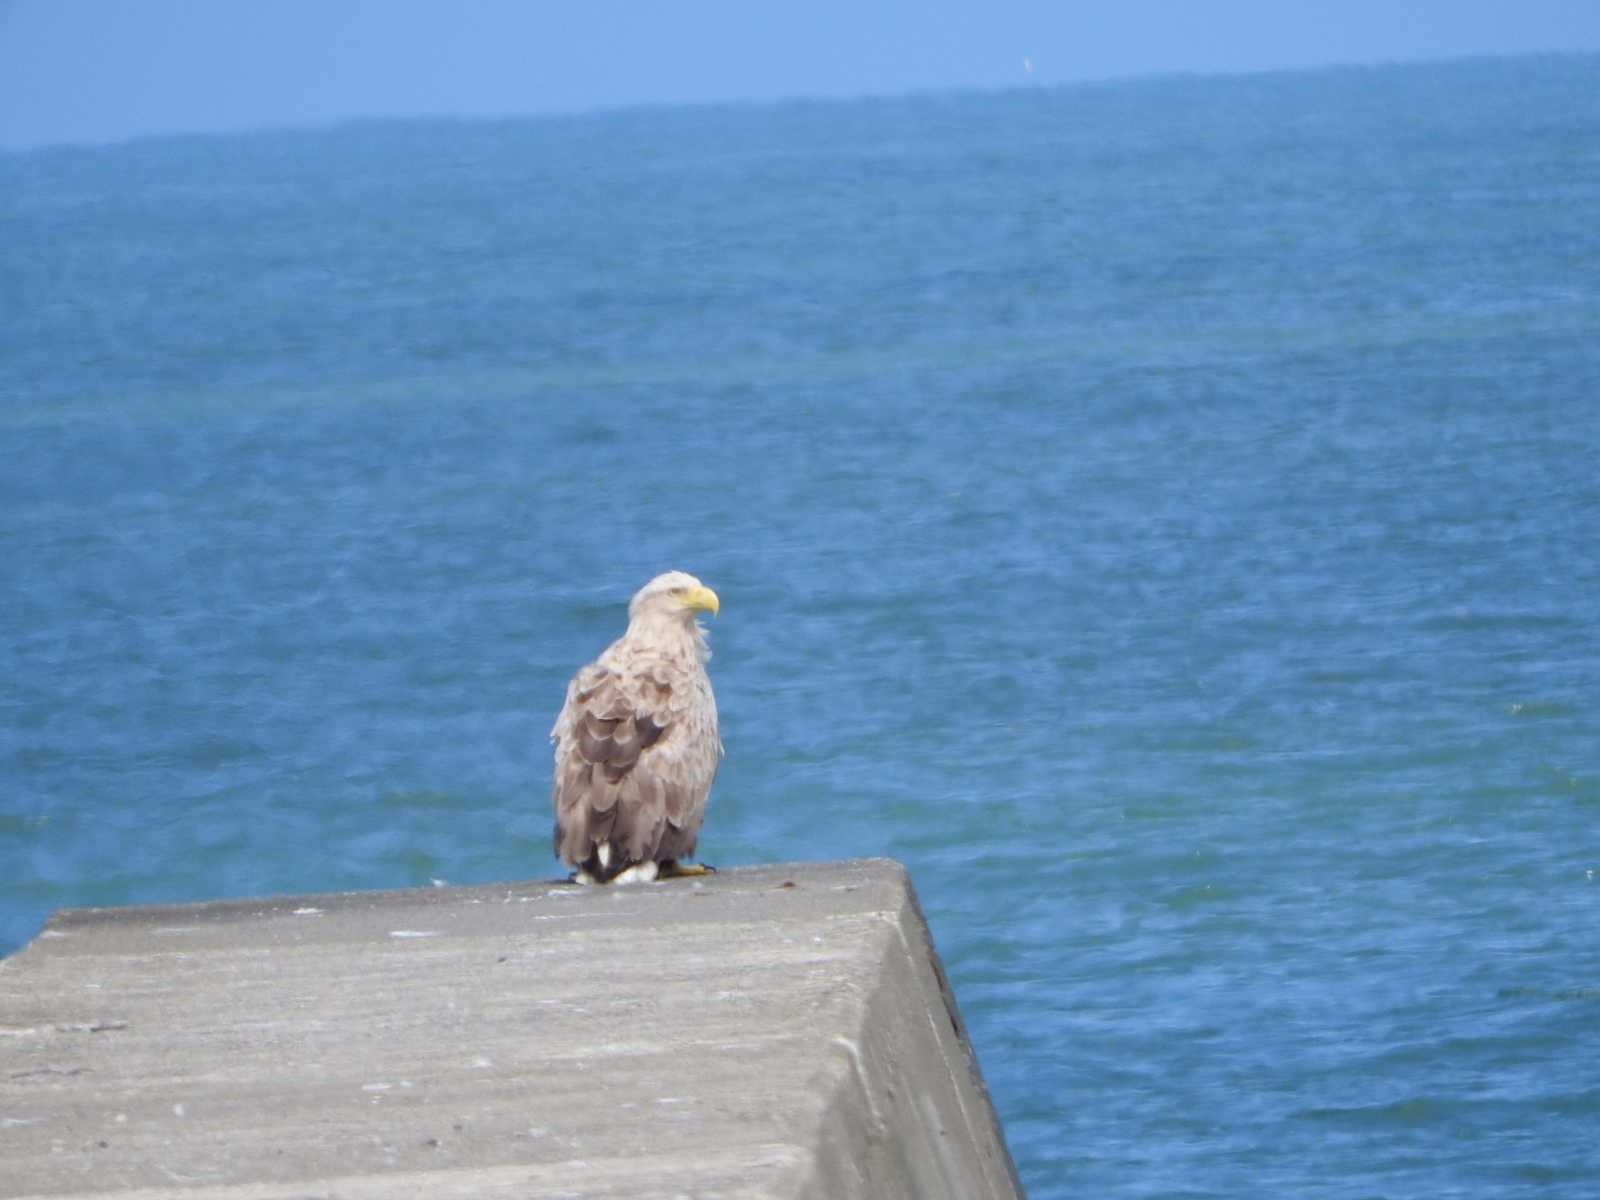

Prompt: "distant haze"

[3,0,1600,149]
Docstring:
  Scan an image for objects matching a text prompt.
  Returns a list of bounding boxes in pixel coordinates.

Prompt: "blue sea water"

[3,53,1599,1197]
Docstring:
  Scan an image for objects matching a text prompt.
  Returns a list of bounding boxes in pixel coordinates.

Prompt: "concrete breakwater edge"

[0,858,1022,1198]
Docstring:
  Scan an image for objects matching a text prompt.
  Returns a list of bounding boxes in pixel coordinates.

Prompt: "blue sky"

[3,1,1599,149]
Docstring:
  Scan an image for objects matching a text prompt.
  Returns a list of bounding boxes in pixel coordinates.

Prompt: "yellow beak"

[681,584,720,616]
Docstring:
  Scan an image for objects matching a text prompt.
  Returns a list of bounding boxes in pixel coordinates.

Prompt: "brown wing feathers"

[575,706,665,779]
[554,667,698,879]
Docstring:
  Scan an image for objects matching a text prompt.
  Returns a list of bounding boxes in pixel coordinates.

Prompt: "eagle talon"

[659,860,715,879]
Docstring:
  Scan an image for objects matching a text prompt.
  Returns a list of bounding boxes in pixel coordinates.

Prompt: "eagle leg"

[658,859,716,878]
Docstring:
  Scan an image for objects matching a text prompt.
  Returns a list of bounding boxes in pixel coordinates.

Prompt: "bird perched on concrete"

[551,571,722,884]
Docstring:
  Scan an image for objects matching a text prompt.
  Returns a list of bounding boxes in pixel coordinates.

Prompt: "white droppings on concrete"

[291,907,322,916]
[832,1035,888,1140]
[158,1166,213,1184]
[173,1103,186,1118]
[387,930,442,939]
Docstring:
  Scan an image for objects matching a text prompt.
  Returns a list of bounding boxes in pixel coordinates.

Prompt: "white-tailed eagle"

[550,571,722,884]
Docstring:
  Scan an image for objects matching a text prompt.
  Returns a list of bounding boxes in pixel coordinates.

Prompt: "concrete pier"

[0,859,1021,1199]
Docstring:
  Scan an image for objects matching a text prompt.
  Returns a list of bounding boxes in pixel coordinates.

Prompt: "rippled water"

[4,54,1599,1198]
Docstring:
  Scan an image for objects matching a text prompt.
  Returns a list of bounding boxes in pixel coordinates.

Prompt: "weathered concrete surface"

[0,859,1021,1199]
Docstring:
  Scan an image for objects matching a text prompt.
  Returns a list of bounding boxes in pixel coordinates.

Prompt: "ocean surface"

[3,53,1598,1197]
